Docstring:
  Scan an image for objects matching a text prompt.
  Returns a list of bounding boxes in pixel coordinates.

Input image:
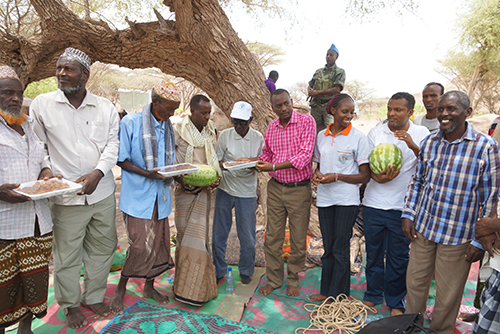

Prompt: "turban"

[329,43,339,56]
[0,65,20,81]
[60,47,91,71]
[154,80,182,102]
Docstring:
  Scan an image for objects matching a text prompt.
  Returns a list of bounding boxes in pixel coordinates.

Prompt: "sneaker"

[241,274,252,285]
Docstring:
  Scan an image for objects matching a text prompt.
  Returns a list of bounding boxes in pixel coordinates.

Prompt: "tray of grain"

[14,178,83,200]
[157,163,200,177]
[223,160,258,171]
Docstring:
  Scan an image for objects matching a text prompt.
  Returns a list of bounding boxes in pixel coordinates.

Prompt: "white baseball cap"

[230,101,252,121]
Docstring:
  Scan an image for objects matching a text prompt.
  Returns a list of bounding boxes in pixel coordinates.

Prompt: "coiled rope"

[295,294,377,334]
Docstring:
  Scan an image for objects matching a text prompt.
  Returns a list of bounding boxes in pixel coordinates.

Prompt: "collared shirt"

[402,123,500,246]
[413,114,440,133]
[260,110,315,183]
[217,127,264,198]
[363,121,430,210]
[118,112,174,220]
[0,117,52,239]
[264,78,276,94]
[308,64,346,104]
[314,123,370,207]
[31,89,119,206]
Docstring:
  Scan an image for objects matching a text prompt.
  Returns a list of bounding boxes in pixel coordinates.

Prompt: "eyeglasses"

[231,119,250,126]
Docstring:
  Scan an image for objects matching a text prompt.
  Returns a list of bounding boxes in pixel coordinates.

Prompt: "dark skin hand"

[256,160,293,172]
[117,160,168,181]
[476,217,500,239]
[312,164,370,185]
[75,169,104,195]
[477,233,500,258]
[0,168,61,203]
[465,244,485,263]
[402,217,417,241]
[370,165,401,184]
[393,130,420,158]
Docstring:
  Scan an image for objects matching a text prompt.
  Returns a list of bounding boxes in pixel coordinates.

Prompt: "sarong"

[0,231,53,329]
[121,201,174,279]
[173,186,217,306]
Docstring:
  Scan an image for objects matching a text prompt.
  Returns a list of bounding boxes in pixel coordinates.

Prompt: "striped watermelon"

[369,143,403,175]
[182,164,219,187]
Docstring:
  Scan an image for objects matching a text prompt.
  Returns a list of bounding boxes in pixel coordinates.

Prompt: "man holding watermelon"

[362,92,430,316]
[173,94,221,306]
[256,89,316,297]
[402,91,500,334]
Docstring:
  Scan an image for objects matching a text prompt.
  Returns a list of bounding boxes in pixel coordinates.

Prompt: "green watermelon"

[369,143,403,175]
[182,164,219,187]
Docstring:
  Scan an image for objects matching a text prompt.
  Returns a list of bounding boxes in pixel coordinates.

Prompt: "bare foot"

[110,286,126,315]
[362,300,378,313]
[309,294,328,302]
[391,308,404,316]
[287,285,300,297]
[81,302,110,317]
[259,284,276,297]
[458,312,479,322]
[143,282,169,304]
[66,307,87,329]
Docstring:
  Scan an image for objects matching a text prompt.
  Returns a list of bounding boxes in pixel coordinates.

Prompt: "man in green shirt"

[308,44,346,133]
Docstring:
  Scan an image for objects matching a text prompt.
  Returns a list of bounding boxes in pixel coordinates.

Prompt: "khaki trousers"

[50,194,117,313]
[264,178,311,288]
[406,231,471,334]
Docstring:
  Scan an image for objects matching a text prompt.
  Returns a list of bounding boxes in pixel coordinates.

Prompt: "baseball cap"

[230,101,252,121]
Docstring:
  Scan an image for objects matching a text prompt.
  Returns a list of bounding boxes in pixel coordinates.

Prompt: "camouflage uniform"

[308,64,346,133]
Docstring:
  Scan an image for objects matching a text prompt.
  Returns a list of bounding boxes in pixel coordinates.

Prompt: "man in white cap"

[109,80,180,314]
[31,48,120,329]
[212,101,264,284]
[0,66,54,334]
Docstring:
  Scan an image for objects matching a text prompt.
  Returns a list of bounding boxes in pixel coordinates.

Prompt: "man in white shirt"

[31,48,119,329]
[212,101,264,284]
[413,82,444,133]
[362,92,430,316]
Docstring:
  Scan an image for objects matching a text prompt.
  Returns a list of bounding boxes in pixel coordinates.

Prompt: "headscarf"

[60,47,91,71]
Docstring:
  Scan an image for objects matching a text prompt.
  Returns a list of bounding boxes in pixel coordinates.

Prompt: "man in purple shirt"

[264,71,279,94]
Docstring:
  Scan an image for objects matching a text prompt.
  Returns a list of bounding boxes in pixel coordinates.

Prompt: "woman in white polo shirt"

[309,94,371,302]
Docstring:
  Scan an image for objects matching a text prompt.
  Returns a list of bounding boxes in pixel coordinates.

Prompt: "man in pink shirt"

[256,89,316,297]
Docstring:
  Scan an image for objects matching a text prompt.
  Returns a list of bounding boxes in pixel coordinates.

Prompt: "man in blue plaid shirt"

[402,91,500,334]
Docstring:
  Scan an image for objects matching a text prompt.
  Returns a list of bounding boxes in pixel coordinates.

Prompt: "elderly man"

[362,92,429,316]
[31,48,120,328]
[212,101,264,284]
[413,82,444,133]
[109,80,180,314]
[0,66,54,334]
[173,94,221,306]
[402,91,500,334]
[308,44,346,133]
[256,89,316,297]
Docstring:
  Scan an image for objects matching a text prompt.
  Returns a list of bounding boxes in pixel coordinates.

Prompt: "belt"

[314,99,330,104]
[274,179,310,188]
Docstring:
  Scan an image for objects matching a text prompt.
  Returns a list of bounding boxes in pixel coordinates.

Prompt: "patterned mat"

[100,300,281,334]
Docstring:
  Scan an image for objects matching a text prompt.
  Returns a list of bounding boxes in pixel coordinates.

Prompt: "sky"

[228,0,467,98]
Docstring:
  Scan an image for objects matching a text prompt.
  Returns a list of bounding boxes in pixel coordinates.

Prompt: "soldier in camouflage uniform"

[308,44,346,133]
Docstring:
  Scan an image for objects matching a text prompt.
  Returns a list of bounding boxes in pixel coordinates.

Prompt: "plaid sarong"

[0,231,53,329]
[474,269,500,334]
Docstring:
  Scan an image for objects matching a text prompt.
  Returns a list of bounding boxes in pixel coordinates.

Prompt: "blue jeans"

[212,189,257,279]
[318,205,359,297]
[363,206,410,310]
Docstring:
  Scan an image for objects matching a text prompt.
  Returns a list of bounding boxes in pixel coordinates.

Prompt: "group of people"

[1,43,500,334]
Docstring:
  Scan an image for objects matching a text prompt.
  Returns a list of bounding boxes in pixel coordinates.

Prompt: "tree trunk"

[0,0,277,223]
[467,62,488,109]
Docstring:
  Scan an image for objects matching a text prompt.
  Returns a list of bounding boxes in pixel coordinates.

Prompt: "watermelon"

[369,143,403,175]
[182,164,219,187]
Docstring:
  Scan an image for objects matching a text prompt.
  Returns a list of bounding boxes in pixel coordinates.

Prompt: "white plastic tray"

[223,161,258,171]
[157,163,200,177]
[14,178,83,200]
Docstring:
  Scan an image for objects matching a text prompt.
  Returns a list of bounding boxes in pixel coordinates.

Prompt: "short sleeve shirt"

[363,122,430,210]
[308,64,346,103]
[217,127,264,198]
[314,123,370,207]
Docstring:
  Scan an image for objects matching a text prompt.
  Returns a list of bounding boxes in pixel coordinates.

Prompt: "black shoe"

[241,274,252,285]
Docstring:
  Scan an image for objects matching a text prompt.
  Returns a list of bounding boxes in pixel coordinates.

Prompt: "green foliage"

[245,41,285,68]
[24,77,57,99]
[413,103,425,115]
[345,0,418,19]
